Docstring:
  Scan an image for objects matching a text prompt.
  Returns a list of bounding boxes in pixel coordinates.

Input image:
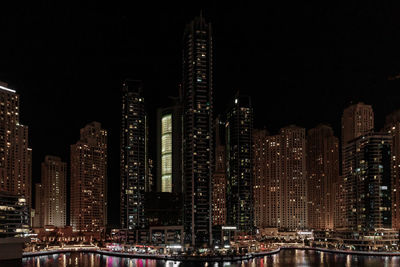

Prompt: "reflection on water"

[19,250,400,267]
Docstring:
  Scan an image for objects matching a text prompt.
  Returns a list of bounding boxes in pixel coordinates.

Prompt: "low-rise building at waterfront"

[313,229,399,251]
[0,191,30,260]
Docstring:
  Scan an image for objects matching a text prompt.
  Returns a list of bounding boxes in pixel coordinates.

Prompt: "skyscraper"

[253,129,272,229]
[0,82,32,212]
[226,95,254,233]
[343,133,392,230]
[384,110,400,230]
[156,96,183,194]
[70,122,107,232]
[182,13,213,247]
[306,125,339,230]
[338,102,374,228]
[41,156,67,227]
[120,80,147,240]
[253,126,307,230]
[212,116,226,226]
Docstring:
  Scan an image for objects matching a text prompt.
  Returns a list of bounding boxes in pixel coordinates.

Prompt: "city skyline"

[4,6,400,263]
[1,5,400,230]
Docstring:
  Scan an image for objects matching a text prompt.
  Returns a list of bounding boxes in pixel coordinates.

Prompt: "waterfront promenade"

[22,246,400,262]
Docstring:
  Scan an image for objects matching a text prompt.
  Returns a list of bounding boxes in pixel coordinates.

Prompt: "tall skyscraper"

[384,110,400,230]
[253,126,307,230]
[306,125,339,230]
[226,95,254,233]
[182,13,213,247]
[253,129,272,229]
[338,102,374,228]
[120,80,147,239]
[41,156,67,227]
[0,82,32,212]
[70,122,107,232]
[212,116,226,226]
[343,133,392,230]
[156,96,183,193]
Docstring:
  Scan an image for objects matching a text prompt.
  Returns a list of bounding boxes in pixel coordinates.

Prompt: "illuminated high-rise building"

[343,133,392,230]
[212,116,226,226]
[253,129,272,228]
[306,125,339,230]
[41,156,67,227]
[156,97,183,194]
[276,126,307,230]
[182,13,213,247]
[120,80,148,240]
[0,82,32,212]
[70,122,107,232]
[384,110,400,230]
[226,95,254,232]
[340,103,374,229]
[253,126,307,230]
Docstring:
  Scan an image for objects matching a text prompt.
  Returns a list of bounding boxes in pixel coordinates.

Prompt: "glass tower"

[182,13,213,247]
[226,95,254,233]
[120,79,147,242]
[343,133,392,230]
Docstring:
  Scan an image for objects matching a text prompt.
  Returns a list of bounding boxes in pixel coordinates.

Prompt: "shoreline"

[22,246,400,262]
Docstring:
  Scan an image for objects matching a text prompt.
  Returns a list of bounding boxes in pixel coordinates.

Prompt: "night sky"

[1,3,400,226]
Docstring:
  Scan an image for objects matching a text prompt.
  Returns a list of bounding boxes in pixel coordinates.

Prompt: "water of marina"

[14,249,400,267]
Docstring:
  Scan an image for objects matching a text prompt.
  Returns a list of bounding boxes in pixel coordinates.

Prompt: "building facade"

[120,80,148,240]
[253,126,307,230]
[70,122,107,232]
[212,117,226,226]
[306,125,339,230]
[341,102,374,146]
[338,102,374,229]
[145,192,183,227]
[41,156,67,227]
[333,175,345,229]
[33,183,43,228]
[343,133,392,230]
[156,97,183,193]
[182,13,213,247]
[0,82,32,212]
[0,191,29,237]
[253,129,271,228]
[226,95,254,232]
[385,110,400,230]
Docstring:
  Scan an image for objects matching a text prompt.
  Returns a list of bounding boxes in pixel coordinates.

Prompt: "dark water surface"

[14,250,400,267]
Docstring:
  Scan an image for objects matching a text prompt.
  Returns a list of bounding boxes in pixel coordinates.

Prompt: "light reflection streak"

[91,253,94,267]
[346,254,351,267]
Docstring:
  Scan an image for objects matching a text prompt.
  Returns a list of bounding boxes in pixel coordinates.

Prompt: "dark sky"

[1,3,400,225]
